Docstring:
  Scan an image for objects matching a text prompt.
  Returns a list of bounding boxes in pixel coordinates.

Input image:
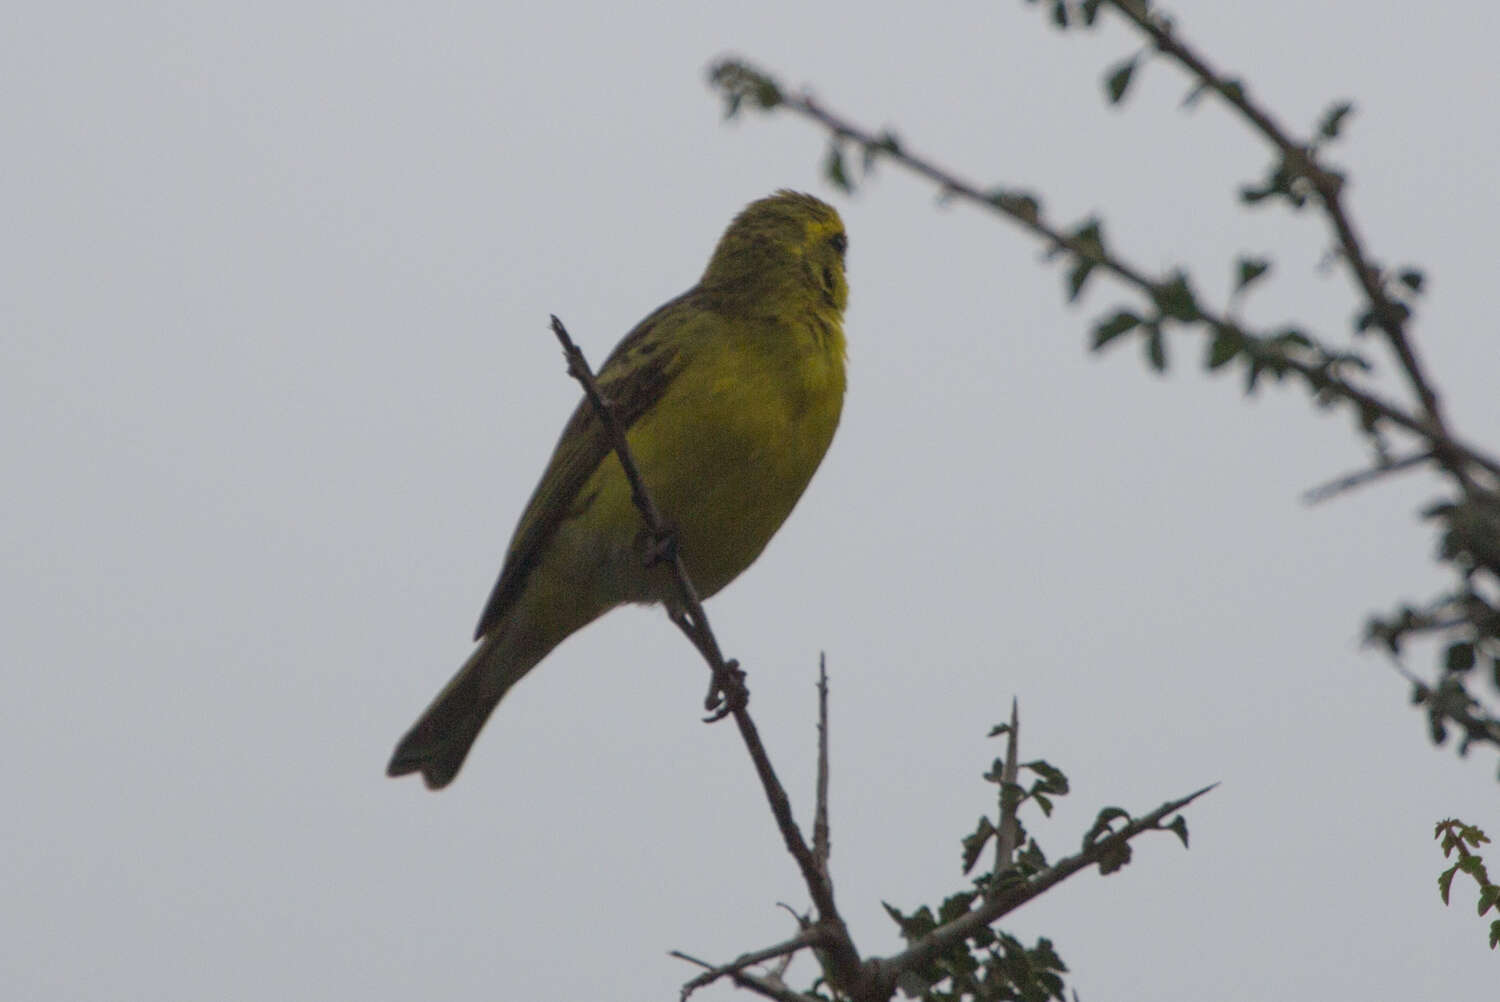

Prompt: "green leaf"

[938,890,977,923]
[1271,326,1312,350]
[1152,272,1201,322]
[1220,78,1246,104]
[1067,259,1097,302]
[1478,884,1499,916]
[1446,642,1477,673]
[1091,310,1141,350]
[1051,0,1069,28]
[1023,758,1070,794]
[1399,268,1426,294]
[988,188,1041,224]
[862,130,903,173]
[1065,219,1105,302]
[1097,840,1133,874]
[1234,256,1271,293]
[883,901,936,940]
[1318,100,1355,140]
[962,816,997,873]
[1240,159,1300,208]
[1439,864,1458,904]
[1105,58,1138,105]
[823,142,851,192]
[1167,815,1190,848]
[1085,806,1130,845]
[707,60,783,119]
[1244,357,1263,394]
[1146,325,1168,371]
[1206,325,1242,369]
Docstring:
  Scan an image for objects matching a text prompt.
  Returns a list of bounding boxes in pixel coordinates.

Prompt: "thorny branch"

[708,0,1500,767]
[548,316,861,989]
[1102,0,1472,491]
[706,79,1500,483]
[871,784,1215,990]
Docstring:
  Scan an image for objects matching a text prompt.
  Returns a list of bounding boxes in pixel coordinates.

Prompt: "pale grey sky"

[4,2,1497,999]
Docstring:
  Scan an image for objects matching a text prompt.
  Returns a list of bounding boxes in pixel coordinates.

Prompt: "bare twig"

[866,784,1217,996]
[814,653,831,868]
[1302,450,1433,504]
[548,316,863,991]
[672,950,824,1002]
[673,926,831,1000]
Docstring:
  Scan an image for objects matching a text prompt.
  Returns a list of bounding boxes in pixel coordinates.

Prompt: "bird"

[387,190,849,789]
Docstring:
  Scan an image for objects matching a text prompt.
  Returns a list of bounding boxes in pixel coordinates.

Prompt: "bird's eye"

[829,232,847,255]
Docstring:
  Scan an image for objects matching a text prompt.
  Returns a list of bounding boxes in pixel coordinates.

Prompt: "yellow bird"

[388,191,849,788]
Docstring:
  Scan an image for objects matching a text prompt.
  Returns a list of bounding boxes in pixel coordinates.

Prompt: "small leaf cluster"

[883,895,1068,1002]
[1369,565,1500,772]
[874,723,1200,1001]
[822,130,904,196]
[708,60,783,119]
[1024,0,1109,33]
[883,727,1075,1001]
[1435,819,1500,949]
[1040,0,1500,773]
[709,0,1500,780]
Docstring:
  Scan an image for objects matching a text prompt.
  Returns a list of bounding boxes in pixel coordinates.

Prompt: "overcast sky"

[5,2,1498,999]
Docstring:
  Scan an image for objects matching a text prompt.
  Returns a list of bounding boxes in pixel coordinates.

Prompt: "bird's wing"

[472,293,693,640]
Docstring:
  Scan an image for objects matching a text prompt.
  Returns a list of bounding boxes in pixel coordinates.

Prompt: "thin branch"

[814,653,831,868]
[866,784,1216,996]
[673,926,831,1000]
[549,316,862,989]
[753,92,1500,484]
[549,314,734,699]
[672,951,824,1002]
[1101,0,1473,492]
[1301,450,1433,504]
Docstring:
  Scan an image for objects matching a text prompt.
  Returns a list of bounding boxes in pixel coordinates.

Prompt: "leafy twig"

[705,63,1500,483]
[869,784,1216,995]
[1435,818,1500,949]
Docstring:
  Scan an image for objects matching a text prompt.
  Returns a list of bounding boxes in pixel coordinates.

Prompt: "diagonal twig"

[672,925,832,1000]
[866,783,1216,996]
[672,950,825,1002]
[707,64,1500,487]
[549,315,863,990]
[1099,0,1477,496]
[1301,450,1433,504]
[814,653,831,868]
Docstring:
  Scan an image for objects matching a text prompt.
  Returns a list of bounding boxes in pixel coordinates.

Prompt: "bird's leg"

[641,521,679,568]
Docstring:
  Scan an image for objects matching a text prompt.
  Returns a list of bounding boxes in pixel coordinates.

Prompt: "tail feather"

[387,634,536,789]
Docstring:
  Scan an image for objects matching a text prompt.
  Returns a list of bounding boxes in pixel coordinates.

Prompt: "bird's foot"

[643,523,679,568]
[703,659,747,721]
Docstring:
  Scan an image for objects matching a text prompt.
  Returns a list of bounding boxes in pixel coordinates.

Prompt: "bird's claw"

[702,659,747,721]
[643,524,679,568]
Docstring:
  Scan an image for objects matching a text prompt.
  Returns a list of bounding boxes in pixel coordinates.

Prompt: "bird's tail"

[386,631,542,790]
